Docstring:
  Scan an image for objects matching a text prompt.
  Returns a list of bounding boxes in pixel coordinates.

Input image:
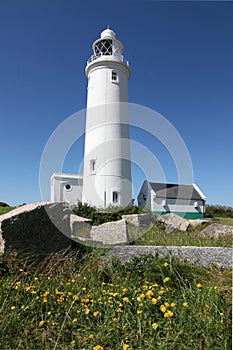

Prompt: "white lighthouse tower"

[82,28,132,208]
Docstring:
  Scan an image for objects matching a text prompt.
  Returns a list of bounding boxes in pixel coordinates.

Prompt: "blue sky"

[0,0,232,207]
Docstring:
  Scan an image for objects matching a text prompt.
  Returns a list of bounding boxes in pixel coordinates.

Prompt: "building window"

[112,191,119,204]
[65,184,72,191]
[111,71,118,81]
[90,159,96,173]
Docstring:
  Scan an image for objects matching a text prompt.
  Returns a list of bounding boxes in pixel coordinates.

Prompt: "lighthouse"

[82,28,132,208]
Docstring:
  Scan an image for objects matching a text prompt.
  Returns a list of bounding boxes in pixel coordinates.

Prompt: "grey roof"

[149,183,203,200]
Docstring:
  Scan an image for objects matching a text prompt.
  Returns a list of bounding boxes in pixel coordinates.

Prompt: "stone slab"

[157,213,190,232]
[103,245,233,269]
[199,223,233,239]
[90,219,129,246]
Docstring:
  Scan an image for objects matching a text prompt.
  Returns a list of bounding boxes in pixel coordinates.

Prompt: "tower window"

[65,184,72,191]
[90,159,96,173]
[111,71,118,81]
[112,191,119,204]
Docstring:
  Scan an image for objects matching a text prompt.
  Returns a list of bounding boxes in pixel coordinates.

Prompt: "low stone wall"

[102,245,233,269]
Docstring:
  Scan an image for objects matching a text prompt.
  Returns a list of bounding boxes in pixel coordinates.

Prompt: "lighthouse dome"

[101,28,116,39]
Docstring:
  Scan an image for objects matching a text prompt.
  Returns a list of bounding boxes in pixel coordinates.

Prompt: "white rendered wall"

[50,173,83,206]
[152,197,205,214]
[82,32,132,208]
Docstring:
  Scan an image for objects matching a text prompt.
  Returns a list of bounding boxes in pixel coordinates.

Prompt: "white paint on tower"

[82,28,132,208]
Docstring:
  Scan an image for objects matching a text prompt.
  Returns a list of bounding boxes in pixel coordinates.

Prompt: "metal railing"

[87,53,129,66]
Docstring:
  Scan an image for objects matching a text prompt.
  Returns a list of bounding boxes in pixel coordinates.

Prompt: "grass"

[0,248,232,350]
[0,206,15,215]
[133,224,233,247]
[218,217,233,226]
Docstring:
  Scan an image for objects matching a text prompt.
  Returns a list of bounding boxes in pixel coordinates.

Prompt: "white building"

[50,173,82,206]
[50,28,132,208]
[138,181,206,218]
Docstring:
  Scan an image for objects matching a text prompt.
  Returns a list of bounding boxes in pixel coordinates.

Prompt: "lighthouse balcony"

[87,53,129,66]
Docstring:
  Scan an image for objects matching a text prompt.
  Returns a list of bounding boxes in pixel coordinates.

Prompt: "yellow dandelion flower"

[122,288,128,293]
[70,340,76,347]
[205,304,210,310]
[196,283,202,288]
[84,308,90,315]
[55,288,64,295]
[152,298,159,305]
[21,305,25,309]
[47,311,51,316]
[82,287,86,291]
[88,333,94,339]
[11,306,16,310]
[34,277,38,281]
[81,298,89,303]
[93,311,100,317]
[214,285,218,290]
[123,344,132,350]
[160,305,167,313]
[39,320,45,327]
[93,346,104,350]
[43,297,48,303]
[152,322,159,329]
[171,302,176,307]
[72,318,78,323]
[142,285,148,290]
[117,301,123,307]
[71,279,75,283]
[47,276,51,280]
[163,262,169,267]
[146,290,153,298]
[183,302,188,307]
[122,297,129,302]
[116,308,123,313]
[158,290,164,295]
[164,310,174,318]
[152,283,159,287]
[163,277,170,283]
[164,302,170,307]
[137,309,142,314]
[113,317,118,322]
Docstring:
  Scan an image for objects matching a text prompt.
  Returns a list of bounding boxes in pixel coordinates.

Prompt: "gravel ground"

[103,245,233,269]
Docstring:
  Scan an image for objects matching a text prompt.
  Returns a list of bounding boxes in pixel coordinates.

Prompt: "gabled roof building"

[138,181,206,218]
